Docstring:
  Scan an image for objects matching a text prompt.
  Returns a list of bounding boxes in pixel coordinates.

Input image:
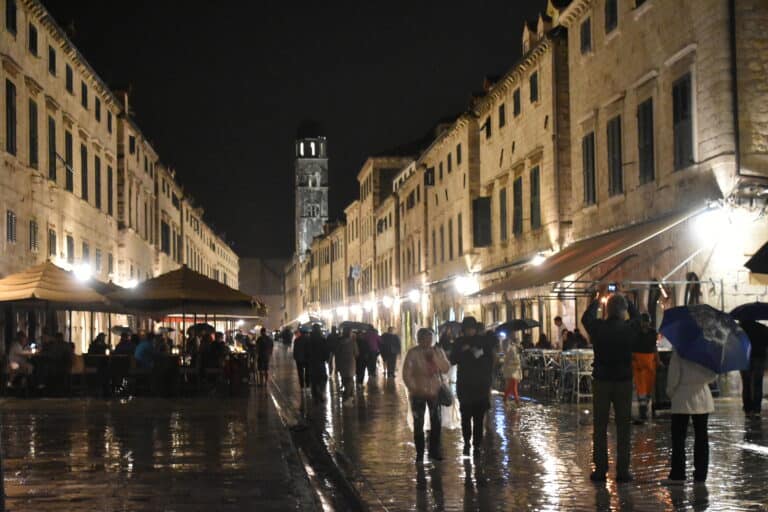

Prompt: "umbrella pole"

[90,311,94,345]
[68,310,73,343]
[182,310,186,352]
[108,314,112,348]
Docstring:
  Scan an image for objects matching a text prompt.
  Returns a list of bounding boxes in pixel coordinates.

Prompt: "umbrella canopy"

[659,304,751,373]
[729,302,768,322]
[745,241,768,274]
[338,321,374,333]
[494,319,540,334]
[186,323,215,336]
[0,261,110,310]
[108,265,265,316]
[110,325,132,336]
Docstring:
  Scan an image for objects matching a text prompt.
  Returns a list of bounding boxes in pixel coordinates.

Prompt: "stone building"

[294,124,328,256]
[238,257,288,330]
[372,192,398,330]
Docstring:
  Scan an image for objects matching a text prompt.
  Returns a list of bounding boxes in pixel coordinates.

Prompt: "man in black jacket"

[582,292,641,483]
[450,316,497,457]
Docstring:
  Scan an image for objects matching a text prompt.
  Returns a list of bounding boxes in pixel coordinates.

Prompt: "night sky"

[41,1,548,258]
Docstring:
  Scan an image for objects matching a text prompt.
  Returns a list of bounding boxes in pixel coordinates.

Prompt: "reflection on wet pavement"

[271,349,768,511]
[1,390,305,511]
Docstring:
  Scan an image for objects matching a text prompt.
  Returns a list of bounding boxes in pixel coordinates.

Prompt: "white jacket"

[666,351,716,415]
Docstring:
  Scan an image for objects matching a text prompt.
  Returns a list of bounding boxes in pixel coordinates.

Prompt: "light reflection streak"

[520,408,560,511]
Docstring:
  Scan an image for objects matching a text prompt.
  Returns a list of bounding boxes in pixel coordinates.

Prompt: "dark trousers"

[670,413,709,481]
[341,376,354,401]
[411,396,441,456]
[310,376,327,403]
[295,362,309,389]
[383,354,398,377]
[459,400,489,447]
[592,379,632,476]
[741,357,765,413]
[367,352,380,379]
[355,356,368,384]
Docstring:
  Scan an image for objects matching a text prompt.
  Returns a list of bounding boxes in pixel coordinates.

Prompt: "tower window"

[310,141,316,156]
[299,142,304,156]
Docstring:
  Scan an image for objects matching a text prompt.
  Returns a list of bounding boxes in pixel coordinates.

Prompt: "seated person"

[536,333,553,350]
[88,333,108,355]
[7,331,34,384]
[562,329,579,351]
[521,333,535,350]
[573,328,590,349]
[114,333,137,355]
[134,334,156,369]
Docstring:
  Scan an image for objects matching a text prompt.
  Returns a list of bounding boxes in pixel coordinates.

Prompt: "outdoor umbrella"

[729,302,768,322]
[0,261,110,310]
[745,241,768,274]
[186,323,215,336]
[110,325,132,336]
[659,304,751,373]
[338,321,374,332]
[438,321,462,337]
[494,318,540,334]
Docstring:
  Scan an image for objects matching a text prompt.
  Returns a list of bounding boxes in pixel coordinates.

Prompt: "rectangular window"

[513,177,523,236]
[28,219,38,252]
[94,249,102,273]
[64,131,73,191]
[161,221,171,255]
[80,144,88,200]
[95,97,101,122]
[82,241,89,263]
[47,116,56,180]
[580,18,592,53]
[129,136,136,154]
[447,153,452,173]
[513,89,521,116]
[107,166,113,215]
[440,225,445,263]
[637,98,655,184]
[94,156,101,209]
[65,64,73,93]
[457,213,463,255]
[6,210,16,242]
[484,117,491,139]
[498,103,506,128]
[5,0,16,33]
[28,99,38,168]
[530,166,541,229]
[456,143,462,165]
[607,115,623,195]
[81,81,88,109]
[439,161,443,181]
[499,187,507,242]
[28,23,37,55]
[432,229,436,266]
[605,0,618,33]
[673,73,693,170]
[48,45,56,75]
[107,111,112,133]
[582,132,596,205]
[108,253,114,274]
[48,228,56,257]
[529,72,539,103]
[5,80,16,155]
[448,218,454,260]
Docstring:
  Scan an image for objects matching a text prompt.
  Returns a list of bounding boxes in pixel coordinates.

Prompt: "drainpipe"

[728,0,742,180]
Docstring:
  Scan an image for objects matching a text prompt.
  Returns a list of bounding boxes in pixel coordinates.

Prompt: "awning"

[0,261,110,309]
[474,207,707,297]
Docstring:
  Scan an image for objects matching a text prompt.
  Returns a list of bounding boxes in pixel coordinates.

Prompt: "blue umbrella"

[659,304,751,374]
[730,302,768,322]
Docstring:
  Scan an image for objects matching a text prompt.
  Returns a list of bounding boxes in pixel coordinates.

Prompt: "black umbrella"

[338,321,374,332]
[110,325,132,336]
[186,323,215,336]
[494,319,540,334]
[730,302,768,322]
[745,241,768,274]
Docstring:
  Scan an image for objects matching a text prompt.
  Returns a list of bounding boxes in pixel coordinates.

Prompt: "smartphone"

[607,283,617,292]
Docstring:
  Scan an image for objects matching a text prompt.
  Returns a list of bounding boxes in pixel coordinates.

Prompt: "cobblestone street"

[270,349,768,511]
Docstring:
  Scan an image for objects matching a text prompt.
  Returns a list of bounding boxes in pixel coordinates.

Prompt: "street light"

[125,279,139,289]
[382,295,393,309]
[336,306,348,317]
[408,289,420,303]
[73,263,92,282]
[363,300,375,312]
[454,274,479,296]
[531,253,546,266]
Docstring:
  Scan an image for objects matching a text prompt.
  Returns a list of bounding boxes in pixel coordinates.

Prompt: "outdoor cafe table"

[521,349,562,399]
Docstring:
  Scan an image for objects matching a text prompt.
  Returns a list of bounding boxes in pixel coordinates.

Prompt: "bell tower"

[294,122,328,257]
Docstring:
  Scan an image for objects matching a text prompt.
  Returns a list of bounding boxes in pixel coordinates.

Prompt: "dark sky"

[42,0,548,258]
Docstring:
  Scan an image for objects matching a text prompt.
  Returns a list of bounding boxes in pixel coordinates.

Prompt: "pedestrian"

[88,333,108,355]
[662,348,716,485]
[403,327,451,462]
[326,326,341,377]
[632,313,659,423]
[739,319,767,417]
[134,333,156,369]
[581,291,642,483]
[365,328,382,380]
[335,328,359,403]
[281,327,293,349]
[502,339,522,406]
[255,327,274,386]
[293,328,310,390]
[380,327,402,378]
[554,316,566,349]
[355,330,370,385]
[307,324,330,403]
[450,316,496,457]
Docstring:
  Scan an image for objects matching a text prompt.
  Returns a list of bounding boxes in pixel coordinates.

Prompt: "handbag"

[437,373,454,407]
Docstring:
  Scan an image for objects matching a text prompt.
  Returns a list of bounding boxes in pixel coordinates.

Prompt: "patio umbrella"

[745,241,768,274]
[494,318,540,334]
[110,325,132,336]
[729,302,768,322]
[186,323,215,336]
[659,304,751,374]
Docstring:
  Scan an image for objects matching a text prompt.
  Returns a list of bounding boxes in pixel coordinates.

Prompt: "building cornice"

[557,0,594,28]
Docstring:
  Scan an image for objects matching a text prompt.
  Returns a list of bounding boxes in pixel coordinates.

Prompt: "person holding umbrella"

[738,319,767,416]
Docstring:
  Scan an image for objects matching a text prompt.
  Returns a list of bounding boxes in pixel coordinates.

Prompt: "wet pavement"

[270,348,768,511]
[0,389,313,511]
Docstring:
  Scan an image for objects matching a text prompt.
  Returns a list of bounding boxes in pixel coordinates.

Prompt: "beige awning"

[0,261,110,309]
[474,207,706,297]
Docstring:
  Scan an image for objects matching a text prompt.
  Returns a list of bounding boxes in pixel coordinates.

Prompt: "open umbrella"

[186,323,215,336]
[745,241,768,274]
[110,325,132,336]
[729,302,768,322]
[494,318,540,334]
[659,304,751,373]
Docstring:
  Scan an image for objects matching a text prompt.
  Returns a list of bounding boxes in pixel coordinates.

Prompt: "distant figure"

[582,292,642,483]
[307,324,330,403]
[114,332,136,355]
[255,328,274,386]
[281,327,293,349]
[335,328,359,403]
[293,329,310,390]
[365,329,382,380]
[562,329,577,351]
[554,316,566,349]
[573,328,590,349]
[380,327,402,378]
[521,333,534,350]
[326,326,340,376]
[739,319,767,417]
[632,313,659,423]
[502,339,522,406]
[7,331,34,386]
[134,332,156,369]
[355,330,370,385]
[88,333,108,355]
[403,327,450,462]
[536,333,553,350]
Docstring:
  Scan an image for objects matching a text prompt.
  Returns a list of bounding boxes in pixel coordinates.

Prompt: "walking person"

[307,324,330,404]
[255,328,274,386]
[365,328,382,380]
[582,291,642,483]
[355,330,370,385]
[293,329,310,391]
[450,316,496,457]
[335,328,359,404]
[403,327,450,462]
[502,339,522,406]
[632,313,659,424]
[739,319,767,416]
[380,327,402,378]
[326,326,341,378]
[662,348,717,485]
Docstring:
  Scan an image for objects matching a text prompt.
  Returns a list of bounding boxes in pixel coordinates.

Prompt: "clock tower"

[294,123,328,257]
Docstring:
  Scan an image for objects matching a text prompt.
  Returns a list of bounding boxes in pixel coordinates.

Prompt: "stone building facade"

[294,131,328,256]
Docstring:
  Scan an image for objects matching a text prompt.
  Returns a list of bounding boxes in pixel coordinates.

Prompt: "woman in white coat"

[664,349,717,484]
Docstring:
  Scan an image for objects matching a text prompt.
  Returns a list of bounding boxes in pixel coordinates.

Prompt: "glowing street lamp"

[531,253,546,266]
[454,275,479,296]
[408,289,420,303]
[363,300,375,312]
[381,295,393,309]
[336,306,348,317]
[73,263,93,282]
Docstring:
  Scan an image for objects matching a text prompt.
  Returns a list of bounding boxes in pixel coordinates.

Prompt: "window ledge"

[605,29,621,44]
[604,193,626,206]
[633,1,653,20]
